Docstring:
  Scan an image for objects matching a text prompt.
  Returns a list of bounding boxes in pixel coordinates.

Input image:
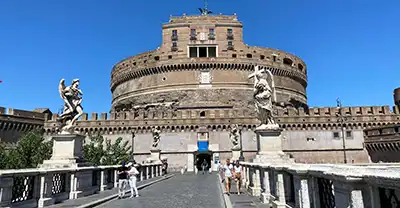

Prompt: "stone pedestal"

[146,149,161,163]
[231,149,241,161]
[253,128,294,164]
[40,134,90,168]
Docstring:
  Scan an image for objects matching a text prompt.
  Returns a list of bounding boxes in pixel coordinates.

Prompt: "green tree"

[83,134,106,166]
[83,135,131,166]
[0,143,7,169]
[102,137,132,166]
[5,130,53,169]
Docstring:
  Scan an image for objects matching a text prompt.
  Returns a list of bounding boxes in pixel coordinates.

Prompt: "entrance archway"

[194,151,212,171]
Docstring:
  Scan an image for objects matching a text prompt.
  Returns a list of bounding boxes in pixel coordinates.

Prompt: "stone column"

[242,166,247,188]
[249,165,261,196]
[260,167,271,204]
[100,170,106,191]
[146,166,150,179]
[113,170,118,188]
[333,178,366,208]
[292,171,310,208]
[69,172,77,199]
[271,170,287,208]
[0,176,13,207]
[140,166,144,181]
[38,173,55,207]
[245,165,251,189]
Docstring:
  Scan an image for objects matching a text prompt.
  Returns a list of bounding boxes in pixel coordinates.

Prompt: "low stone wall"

[241,162,400,208]
[0,163,163,208]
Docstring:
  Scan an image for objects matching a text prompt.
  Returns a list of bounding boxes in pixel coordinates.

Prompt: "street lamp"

[131,131,135,161]
[238,125,245,161]
[336,98,348,164]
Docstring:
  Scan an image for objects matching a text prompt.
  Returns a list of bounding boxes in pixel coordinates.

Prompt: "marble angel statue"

[57,78,84,134]
[152,126,161,149]
[230,124,241,150]
[248,65,278,129]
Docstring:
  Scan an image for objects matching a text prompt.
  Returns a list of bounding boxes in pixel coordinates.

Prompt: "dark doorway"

[195,152,212,171]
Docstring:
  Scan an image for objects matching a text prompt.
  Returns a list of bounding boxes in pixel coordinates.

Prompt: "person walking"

[126,162,140,198]
[222,159,233,195]
[117,162,129,199]
[233,160,243,195]
[201,159,208,174]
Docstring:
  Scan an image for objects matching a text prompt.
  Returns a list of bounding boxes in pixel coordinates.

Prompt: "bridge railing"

[240,162,400,208]
[0,163,163,208]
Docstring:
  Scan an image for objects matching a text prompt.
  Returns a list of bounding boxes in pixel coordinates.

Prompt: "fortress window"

[200,111,206,117]
[190,29,197,40]
[209,28,215,40]
[189,47,197,58]
[283,58,293,66]
[168,55,172,59]
[199,47,207,57]
[333,132,340,138]
[232,54,237,58]
[260,55,265,60]
[246,54,252,58]
[154,56,160,61]
[172,42,177,48]
[346,131,352,138]
[298,63,304,70]
[208,47,216,57]
[272,55,277,62]
[227,28,234,40]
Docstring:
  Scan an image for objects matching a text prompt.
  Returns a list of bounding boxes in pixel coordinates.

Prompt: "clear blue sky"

[0,0,399,114]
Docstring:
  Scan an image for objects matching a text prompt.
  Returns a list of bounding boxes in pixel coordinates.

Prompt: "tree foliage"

[83,134,132,166]
[0,130,53,169]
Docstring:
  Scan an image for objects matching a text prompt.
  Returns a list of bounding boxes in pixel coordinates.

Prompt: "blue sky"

[0,0,399,114]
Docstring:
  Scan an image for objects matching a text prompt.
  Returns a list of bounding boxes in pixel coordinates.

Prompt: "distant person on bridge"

[233,161,243,195]
[117,162,129,199]
[221,159,233,195]
[127,162,140,198]
[201,159,208,174]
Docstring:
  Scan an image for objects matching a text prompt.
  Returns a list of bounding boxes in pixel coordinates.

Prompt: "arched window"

[283,58,293,66]
[200,111,206,117]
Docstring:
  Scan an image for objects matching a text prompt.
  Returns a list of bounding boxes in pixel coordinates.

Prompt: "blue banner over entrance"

[197,141,209,152]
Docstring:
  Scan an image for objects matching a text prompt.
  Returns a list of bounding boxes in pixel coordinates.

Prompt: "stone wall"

[364,124,400,162]
[0,107,51,144]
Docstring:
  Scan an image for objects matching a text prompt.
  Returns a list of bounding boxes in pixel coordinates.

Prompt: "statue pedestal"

[231,149,242,161]
[146,149,161,163]
[253,127,294,164]
[40,134,91,168]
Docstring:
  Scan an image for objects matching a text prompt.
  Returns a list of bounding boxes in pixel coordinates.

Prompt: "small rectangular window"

[228,41,233,46]
[199,47,207,57]
[191,29,196,35]
[209,28,214,34]
[346,130,352,138]
[227,28,232,33]
[172,42,177,47]
[172,30,177,35]
[333,132,340,138]
[208,47,216,57]
[189,47,197,58]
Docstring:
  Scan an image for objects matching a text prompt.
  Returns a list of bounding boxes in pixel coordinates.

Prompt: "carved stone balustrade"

[0,163,163,208]
[240,162,400,208]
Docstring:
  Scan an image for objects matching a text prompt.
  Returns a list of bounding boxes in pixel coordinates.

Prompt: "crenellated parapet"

[43,105,400,135]
[0,107,52,143]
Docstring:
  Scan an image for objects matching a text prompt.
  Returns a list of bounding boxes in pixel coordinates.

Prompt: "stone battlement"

[0,106,51,120]
[168,14,239,23]
[45,105,400,122]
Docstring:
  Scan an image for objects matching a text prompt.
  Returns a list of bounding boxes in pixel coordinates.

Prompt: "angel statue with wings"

[152,126,161,149]
[57,78,84,134]
[230,124,241,150]
[248,65,279,130]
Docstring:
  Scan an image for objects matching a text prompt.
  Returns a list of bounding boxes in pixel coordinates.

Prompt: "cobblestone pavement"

[98,173,225,208]
[226,180,269,208]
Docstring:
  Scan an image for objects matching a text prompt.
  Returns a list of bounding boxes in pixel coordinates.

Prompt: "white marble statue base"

[253,128,294,164]
[231,149,241,161]
[40,134,90,168]
[146,149,161,163]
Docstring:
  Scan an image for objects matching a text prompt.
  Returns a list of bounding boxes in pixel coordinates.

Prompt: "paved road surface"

[98,173,225,208]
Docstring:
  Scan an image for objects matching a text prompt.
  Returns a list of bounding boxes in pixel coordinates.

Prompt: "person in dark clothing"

[162,160,168,175]
[117,162,129,199]
[201,159,208,174]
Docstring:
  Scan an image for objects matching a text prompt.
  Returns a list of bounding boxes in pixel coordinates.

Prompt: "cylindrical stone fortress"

[110,14,307,112]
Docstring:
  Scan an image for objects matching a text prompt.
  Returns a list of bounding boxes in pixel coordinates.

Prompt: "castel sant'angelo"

[2,9,400,172]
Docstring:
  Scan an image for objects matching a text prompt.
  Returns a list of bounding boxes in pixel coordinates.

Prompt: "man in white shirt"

[233,161,243,195]
[222,159,233,195]
[126,162,140,198]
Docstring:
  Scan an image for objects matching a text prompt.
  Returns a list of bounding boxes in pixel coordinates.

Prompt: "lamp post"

[336,98,348,164]
[238,125,245,161]
[131,131,135,161]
